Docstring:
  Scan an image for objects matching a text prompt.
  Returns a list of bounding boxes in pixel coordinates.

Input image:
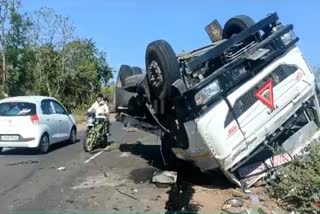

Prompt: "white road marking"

[83,151,104,163]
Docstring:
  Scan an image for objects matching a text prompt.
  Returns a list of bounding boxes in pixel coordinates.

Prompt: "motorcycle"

[83,112,110,152]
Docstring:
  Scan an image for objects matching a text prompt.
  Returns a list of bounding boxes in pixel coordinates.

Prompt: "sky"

[22,0,320,80]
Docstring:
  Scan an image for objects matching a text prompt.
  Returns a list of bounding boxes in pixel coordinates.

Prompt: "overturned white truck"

[114,13,320,188]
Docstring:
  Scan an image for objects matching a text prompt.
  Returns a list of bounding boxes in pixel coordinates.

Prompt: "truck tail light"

[30,114,39,125]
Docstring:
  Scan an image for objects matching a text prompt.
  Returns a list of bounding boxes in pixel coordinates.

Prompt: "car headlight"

[281,30,296,46]
[195,80,220,106]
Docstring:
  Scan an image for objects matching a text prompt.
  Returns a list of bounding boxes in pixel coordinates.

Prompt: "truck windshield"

[0,102,37,116]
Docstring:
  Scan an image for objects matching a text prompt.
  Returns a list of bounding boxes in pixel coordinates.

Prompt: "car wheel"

[145,40,181,100]
[69,127,77,144]
[223,15,260,40]
[38,134,50,154]
[0,147,3,153]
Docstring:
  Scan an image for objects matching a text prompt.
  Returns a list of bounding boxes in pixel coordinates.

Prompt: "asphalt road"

[0,121,282,214]
[0,121,160,214]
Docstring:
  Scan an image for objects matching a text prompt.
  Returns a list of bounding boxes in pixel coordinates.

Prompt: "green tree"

[0,4,113,111]
[5,1,33,96]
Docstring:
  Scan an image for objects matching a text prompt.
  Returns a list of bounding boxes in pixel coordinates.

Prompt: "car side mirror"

[66,111,72,115]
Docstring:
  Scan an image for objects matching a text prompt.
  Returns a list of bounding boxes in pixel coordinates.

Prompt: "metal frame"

[183,14,299,112]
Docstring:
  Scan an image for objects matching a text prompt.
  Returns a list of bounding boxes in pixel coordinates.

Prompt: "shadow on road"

[119,142,166,169]
[119,141,233,214]
[0,139,81,156]
[119,141,233,189]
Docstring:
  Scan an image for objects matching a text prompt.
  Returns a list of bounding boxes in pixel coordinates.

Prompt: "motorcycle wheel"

[83,130,98,152]
[99,126,109,149]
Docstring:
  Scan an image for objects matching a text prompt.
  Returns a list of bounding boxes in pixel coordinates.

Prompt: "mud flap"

[238,121,320,188]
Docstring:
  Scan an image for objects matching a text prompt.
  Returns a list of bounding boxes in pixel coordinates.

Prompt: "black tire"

[124,74,146,92]
[131,66,143,75]
[223,15,260,40]
[83,131,97,152]
[99,132,109,149]
[0,147,3,153]
[114,65,137,112]
[114,87,136,112]
[117,65,133,87]
[145,40,181,100]
[69,127,77,144]
[38,134,50,154]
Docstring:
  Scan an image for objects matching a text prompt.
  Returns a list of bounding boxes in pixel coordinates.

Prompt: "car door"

[40,99,59,143]
[51,100,71,141]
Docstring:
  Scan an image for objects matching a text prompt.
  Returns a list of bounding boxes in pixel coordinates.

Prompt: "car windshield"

[0,102,36,116]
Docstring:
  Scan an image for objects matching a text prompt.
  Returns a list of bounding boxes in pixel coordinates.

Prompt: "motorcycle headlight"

[281,30,296,46]
[195,80,220,106]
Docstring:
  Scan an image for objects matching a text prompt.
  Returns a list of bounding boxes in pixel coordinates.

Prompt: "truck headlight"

[281,30,296,46]
[195,80,220,106]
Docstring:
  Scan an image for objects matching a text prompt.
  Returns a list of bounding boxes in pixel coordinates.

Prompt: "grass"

[73,108,86,124]
[267,142,320,213]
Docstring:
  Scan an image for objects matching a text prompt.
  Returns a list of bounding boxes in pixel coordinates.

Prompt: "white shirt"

[88,101,109,116]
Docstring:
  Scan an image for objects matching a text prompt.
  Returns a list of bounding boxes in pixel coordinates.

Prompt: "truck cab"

[115,13,320,187]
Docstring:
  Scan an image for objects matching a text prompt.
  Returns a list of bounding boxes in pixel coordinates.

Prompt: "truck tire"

[114,65,135,112]
[145,40,181,100]
[124,74,146,93]
[131,66,143,75]
[117,65,133,87]
[223,15,260,40]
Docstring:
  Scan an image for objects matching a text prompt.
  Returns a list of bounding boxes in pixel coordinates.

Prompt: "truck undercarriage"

[114,13,320,188]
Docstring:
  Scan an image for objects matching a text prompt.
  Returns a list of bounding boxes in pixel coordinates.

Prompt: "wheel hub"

[148,60,163,90]
[42,136,49,151]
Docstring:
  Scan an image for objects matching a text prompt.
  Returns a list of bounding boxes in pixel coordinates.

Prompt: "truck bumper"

[226,120,320,188]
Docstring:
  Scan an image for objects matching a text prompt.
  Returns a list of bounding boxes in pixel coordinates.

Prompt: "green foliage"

[0,1,113,111]
[101,84,115,102]
[268,142,320,213]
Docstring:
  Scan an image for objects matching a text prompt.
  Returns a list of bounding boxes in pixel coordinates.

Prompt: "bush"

[268,142,320,213]
[101,84,115,111]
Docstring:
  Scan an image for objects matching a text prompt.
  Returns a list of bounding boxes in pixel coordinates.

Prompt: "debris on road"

[120,152,130,158]
[231,189,250,200]
[250,194,260,205]
[243,189,252,194]
[56,167,66,171]
[103,143,120,152]
[221,197,246,213]
[223,197,244,208]
[152,171,177,184]
[123,127,137,132]
[114,188,138,201]
[7,160,39,166]
[92,159,107,178]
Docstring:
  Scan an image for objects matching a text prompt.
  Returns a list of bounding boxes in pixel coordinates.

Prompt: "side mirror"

[66,111,72,115]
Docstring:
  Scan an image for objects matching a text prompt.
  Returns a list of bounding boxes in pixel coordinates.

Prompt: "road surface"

[0,121,282,214]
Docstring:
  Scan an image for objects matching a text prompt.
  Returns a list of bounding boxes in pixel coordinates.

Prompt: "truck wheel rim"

[148,60,163,91]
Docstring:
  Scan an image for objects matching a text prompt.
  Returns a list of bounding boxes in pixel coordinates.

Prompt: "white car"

[0,96,77,154]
